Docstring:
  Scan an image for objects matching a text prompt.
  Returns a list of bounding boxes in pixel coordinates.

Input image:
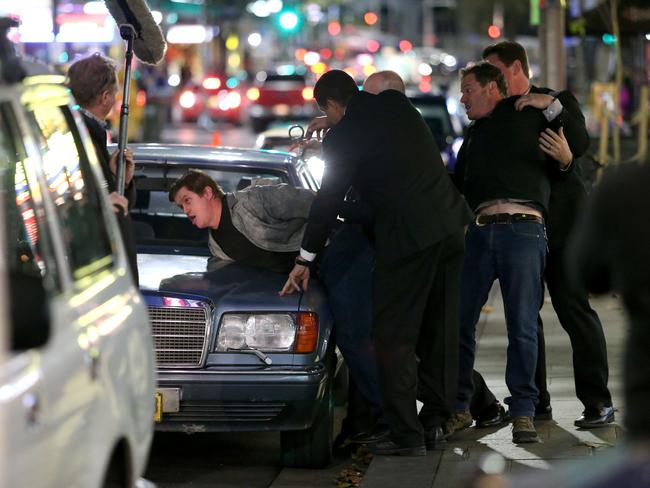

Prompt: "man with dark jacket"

[67,52,139,283]
[451,62,573,444]
[470,41,613,429]
[280,69,473,456]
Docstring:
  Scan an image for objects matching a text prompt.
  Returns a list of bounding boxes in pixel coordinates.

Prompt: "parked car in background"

[172,75,246,127]
[0,27,155,488]
[201,74,245,125]
[173,81,204,123]
[124,143,342,468]
[247,69,318,133]
[408,93,464,172]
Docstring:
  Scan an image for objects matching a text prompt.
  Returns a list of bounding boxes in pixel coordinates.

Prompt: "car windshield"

[411,100,455,149]
[131,164,289,252]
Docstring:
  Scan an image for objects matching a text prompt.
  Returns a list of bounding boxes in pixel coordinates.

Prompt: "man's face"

[174,186,215,229]
[485,54,515,96]
[460,74,495,120]
[318,99,345,126]
[99,83,119,119]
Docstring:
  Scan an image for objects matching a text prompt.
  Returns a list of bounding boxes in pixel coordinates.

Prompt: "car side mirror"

[10,271,50,351]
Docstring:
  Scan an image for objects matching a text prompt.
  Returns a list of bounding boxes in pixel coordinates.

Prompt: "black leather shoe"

[534,404,553,421]
[476,401,508,428]
[351,422,390,444]
[574,405,615,428]
[368,440,426,456]
[424,426,448,450]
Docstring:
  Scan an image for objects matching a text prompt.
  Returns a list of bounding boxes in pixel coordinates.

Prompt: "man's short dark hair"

[460,62,508,98]
[168,170,225,202]
[67,52,118,107]
[314,69,359,108]
[482,41,530,80]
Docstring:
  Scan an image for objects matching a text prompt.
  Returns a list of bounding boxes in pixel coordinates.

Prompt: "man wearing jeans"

[452,62,573,443]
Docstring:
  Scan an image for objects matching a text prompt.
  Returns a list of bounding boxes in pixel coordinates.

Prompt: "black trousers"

[536,246,612,409]
[372,230,465,447]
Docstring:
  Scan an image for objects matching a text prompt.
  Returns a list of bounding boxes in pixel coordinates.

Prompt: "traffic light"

[602,33,616,45]
[487,24,501,39]
[278,9,301,33]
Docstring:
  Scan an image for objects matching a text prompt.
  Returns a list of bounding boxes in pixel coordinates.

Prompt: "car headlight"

[216,312,318,353]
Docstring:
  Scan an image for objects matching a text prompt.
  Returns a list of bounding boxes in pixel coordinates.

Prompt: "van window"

[0,103,60,291]
[26,104,114,282]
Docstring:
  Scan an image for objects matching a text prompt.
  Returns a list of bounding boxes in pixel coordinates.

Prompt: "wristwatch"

[295,256,314,268]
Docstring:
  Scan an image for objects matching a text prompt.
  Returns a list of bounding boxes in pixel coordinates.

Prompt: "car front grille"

[148,305,210,368]
[163,401,286,423]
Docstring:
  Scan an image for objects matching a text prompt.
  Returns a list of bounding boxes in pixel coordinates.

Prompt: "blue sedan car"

[125,144,341,468]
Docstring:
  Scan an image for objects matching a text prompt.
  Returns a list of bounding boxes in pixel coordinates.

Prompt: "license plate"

[154,388,180,423]
[273,104,290,116]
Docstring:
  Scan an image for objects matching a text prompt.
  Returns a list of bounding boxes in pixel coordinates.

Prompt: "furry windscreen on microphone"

[104,0,166,65]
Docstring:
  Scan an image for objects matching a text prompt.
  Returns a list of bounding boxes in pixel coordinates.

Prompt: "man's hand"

[539,127,572,168]
[305,116,331,140]
[279,264,310,296]
[514,93,555,111]
[288,138,321,155]
[109,147,135,185]
[109,192,129,216]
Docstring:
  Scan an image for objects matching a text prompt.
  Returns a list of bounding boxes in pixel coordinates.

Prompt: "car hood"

[138,253,302,310]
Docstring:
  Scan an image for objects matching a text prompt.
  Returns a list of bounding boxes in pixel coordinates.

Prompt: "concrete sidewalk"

[361,285,626,488]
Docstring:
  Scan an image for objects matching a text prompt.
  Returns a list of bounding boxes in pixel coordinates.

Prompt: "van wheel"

[280,380,333,468]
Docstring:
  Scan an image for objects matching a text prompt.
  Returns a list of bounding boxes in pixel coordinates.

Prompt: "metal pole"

[541,0,566,90]
[611,0,622,163]
[116,24,135,196]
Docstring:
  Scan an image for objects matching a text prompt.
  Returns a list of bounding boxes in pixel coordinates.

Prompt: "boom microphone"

[104,0,166,65]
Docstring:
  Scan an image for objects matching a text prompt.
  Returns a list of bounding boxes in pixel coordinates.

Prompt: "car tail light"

[202,76,221,90]
[302,87,314,101]
[179,90,197,109]
[136,89,147,107]
[295,312,318,353]
[247,87,260,101]
[227,91,241,108]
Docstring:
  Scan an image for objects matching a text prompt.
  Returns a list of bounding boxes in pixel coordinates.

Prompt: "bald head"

[363,70,405,95]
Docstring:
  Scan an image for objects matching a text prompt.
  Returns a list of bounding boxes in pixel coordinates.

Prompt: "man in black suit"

[280,69,473,455]
[68,52,139,283]
[569,162,650,443]
[466,41,613,429]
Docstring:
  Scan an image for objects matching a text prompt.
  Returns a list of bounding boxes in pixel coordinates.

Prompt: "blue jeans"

[319,224,382,413]
[456,220,546,417]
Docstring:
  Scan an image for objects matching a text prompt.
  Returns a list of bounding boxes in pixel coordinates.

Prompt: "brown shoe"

[445,411,473,435]
[512,416,539,443]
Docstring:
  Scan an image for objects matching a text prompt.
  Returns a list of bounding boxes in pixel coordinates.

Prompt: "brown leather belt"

[475,213,544,226]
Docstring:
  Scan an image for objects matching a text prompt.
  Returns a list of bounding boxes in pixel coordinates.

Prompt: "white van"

[0,35,155,487]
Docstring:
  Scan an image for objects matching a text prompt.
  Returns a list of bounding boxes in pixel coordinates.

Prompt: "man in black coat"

[68,52,139,284]
[280,69,473,455]
[569,162,650,441]
[469,41,613,429]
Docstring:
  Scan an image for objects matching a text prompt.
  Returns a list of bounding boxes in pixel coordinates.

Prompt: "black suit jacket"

[81,112,138,283]
[301,90,473,261]
[530,86,591,250]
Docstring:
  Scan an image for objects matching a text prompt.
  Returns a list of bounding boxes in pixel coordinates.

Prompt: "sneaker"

[445,411,473,435]
[512,416,539,444]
